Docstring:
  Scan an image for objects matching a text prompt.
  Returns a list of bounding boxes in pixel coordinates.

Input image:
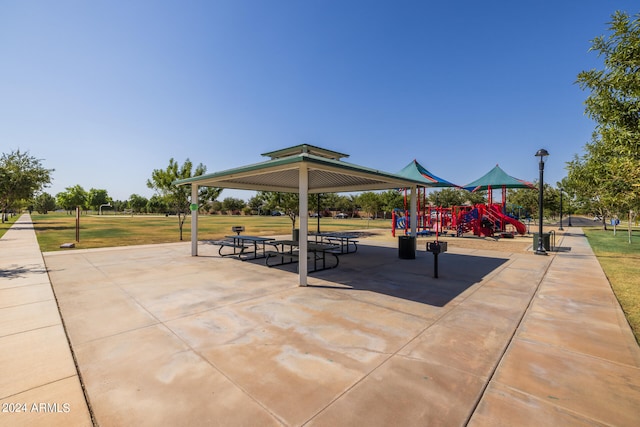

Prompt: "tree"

[258,191,300,232]
[357,192,381,219]
[147,158,221,240]
[111,200,127,213]
[56,185,87,214]
[33,192,57,214]
[221,197,246,214]
[380,190,403,219]
[0,150,53,222]
[128,194,149,213]
[571,11,640,233]
[248,194,266,215]
[147,195,168,214]
[88,188,111,211]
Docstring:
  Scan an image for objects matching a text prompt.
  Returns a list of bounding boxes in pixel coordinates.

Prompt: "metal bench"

[204,239,249,257]
[266,241,340,272]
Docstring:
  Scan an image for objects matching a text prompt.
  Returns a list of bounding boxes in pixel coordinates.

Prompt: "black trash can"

[398,236,416,259]
[532,232,551,251]
[292,229,300,241]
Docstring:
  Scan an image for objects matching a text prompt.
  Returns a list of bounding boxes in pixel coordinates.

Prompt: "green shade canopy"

[396,160,459,188]
[462,164,535,192]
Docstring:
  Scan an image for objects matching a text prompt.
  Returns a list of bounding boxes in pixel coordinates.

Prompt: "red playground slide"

[491,208,527,235]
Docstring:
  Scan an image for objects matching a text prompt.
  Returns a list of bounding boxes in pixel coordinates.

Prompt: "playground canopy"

[174,144,426,286]
[462,164,535,192]
[396,160,459,188]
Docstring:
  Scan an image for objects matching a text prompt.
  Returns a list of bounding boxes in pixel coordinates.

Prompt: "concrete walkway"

[0,214,92,426]
[1,213,639,426]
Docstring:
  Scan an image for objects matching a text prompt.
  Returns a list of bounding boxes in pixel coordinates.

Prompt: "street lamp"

[558,188,564,231]
[535,149,549,255]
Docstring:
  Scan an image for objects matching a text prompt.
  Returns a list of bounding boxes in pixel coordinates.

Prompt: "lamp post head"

[535,148,549,163]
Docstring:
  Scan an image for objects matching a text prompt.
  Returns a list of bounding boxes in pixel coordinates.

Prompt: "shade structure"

[174,144,426,286]
[175,145,426,194]
[462,164,534,192]
[396,159,459,188]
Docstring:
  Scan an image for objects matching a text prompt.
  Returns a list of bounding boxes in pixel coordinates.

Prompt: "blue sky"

[1,1,637,201]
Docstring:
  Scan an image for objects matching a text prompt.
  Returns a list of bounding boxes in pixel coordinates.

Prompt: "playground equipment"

[390,161,531,238]
[391,203,453,237]
[454,203,526,237]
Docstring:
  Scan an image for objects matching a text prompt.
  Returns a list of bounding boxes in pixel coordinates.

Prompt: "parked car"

[335,213,348,219]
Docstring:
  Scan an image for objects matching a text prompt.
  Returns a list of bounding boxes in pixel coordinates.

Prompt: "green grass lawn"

[584,226,640,344]
[31,212,389,252]
[0,214,20,239]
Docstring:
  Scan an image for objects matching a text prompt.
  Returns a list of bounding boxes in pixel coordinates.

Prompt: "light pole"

[558,188,564,231]
[535,149,549,255]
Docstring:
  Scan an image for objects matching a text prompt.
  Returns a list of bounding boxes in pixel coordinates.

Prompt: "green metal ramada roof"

[173,145,426,193]
[396,159,459,188]
[462,164,535,192]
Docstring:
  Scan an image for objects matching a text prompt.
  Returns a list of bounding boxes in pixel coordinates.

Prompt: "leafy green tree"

[147,195,168,214]
[308,193,329,216]
[248,194,267,215]
[56,185,87,213]
[571,11,640,231]
[357,192,381,219]
[507,188,538,219]
[321,193,342,212]
[507,184,557,220]
[147,158,219,240]
[199,186,223,211]
[33,192,57,214]
[380,190,403,219]
[128,194,149,213]
[429,188,463,207]
[88,188,111,211]
[111,200,127,213]
[258,191,300,232]
[221,197,246,214]
[0,150,53,222]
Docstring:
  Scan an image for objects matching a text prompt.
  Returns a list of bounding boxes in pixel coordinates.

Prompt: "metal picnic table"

[223,235,276,260]
[311,232,359,254]
[266,240,341,272]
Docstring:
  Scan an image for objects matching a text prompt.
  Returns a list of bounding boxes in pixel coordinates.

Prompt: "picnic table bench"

[204,239,249,257]
[311,232,359,254]
[266,240,340,272]
[224,235,276,261]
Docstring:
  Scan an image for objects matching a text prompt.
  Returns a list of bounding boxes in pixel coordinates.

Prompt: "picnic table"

[266,240,340,272]
[224,235,276,260]
[205,235,276,260]
[311,232,359,254]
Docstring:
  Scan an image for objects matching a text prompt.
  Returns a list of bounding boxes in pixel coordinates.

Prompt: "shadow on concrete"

[0,264,47,279]
[248,244,509,307]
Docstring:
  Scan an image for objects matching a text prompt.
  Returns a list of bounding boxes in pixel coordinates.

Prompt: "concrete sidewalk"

[1,213,639,426]
[0,214,92,426]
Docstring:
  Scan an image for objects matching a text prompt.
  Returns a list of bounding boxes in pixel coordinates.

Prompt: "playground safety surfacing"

[4,218,640,426]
